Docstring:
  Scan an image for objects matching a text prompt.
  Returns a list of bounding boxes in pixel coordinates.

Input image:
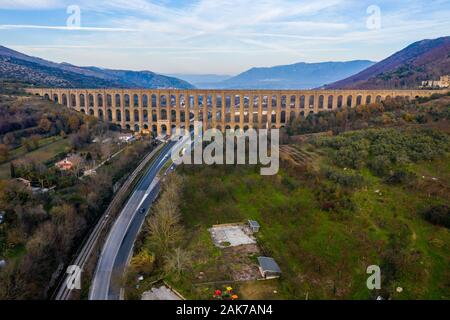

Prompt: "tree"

[68,115,80,132]
[146,173,184,256]
[0,144,9,162]
[30,135,41,150]
[130,249,155,274]
[38,117,52,133]
[163,247,191,277]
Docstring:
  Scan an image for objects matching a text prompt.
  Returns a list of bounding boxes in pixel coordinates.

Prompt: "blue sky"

[0,0,449,75]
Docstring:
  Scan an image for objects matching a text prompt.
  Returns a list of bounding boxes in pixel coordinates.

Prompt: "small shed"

[248,220,260,233]
[257,256,281,279]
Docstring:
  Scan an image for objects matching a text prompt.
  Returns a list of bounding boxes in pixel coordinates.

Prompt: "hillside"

[204,60,375,89]
[0,46,194,89]
[326,36,450,89]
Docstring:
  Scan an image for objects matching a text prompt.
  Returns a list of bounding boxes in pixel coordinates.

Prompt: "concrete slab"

[209,224,256,248]
[142,286,181,300]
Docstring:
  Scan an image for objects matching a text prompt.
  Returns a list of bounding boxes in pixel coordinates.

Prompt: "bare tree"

[163,247,192,278]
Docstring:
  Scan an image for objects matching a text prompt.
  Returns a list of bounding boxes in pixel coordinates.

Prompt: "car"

[139,207,146,214]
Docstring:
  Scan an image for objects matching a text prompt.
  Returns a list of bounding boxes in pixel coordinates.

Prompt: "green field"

[0,137,70,179]
[168,139,450,300]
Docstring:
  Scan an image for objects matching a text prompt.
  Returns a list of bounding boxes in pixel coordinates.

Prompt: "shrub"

[422,205,450,229]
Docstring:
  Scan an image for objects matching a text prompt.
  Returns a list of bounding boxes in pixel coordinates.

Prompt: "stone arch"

[44,93,50,100]
[356,95,363,106]
[300,95,305,108]
[126,124,131,130]
[244,110,249,123]
[346,95,353,107]
[143,110,148,122]
[88,94,94,107]
[366,95,372,104]
[160,95,167,108]
[80,108,86,114]
[70,94,76,107]
[290,111,296,120]
[62,94,68,106]
[327,95,333,109]
[80,94,85,107]
[318,95,324,109]
[281,95,287,109]
[290,95,296,108]
[106,94,112,107]
[271,110,276,124]
[337,95,343,108]
[161,124,167,134]
[89,109,94,116]
[308,95,314,108]
[143,124,148,130]
[271,95,277,108]
[161,109,167,120]
[124,94,130,107]
[98,94,103,107]
[115,94,121,107]
[142,94,148,108]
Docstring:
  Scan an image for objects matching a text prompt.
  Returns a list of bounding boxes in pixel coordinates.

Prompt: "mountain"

[203,60,375,89]
[0,45,194,89]
[326,36,450,89]
[167,74,232,88]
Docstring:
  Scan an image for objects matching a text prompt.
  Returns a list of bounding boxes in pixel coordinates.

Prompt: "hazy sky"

[0,0,449,75]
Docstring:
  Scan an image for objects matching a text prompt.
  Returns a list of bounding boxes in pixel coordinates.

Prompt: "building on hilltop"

[421,75,450,89]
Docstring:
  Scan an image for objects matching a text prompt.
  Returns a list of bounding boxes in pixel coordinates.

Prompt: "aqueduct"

[25,88,442,135]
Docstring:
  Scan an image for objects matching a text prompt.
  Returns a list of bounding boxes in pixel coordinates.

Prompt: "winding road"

[89,140,177,300]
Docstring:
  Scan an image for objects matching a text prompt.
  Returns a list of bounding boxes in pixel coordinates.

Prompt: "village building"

[257,257,282,279]
[421,75,450,88]
[55,158,74,171]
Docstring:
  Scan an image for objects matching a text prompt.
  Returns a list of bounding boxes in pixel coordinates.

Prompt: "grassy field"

[166,142,450,300]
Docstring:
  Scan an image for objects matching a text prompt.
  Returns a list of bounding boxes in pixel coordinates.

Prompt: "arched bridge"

[25,88,442,135]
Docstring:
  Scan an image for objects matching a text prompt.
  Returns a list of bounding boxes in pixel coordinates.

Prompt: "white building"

[421,75,450,88]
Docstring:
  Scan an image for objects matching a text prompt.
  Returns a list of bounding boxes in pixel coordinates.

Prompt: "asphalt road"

[89,140,177,300]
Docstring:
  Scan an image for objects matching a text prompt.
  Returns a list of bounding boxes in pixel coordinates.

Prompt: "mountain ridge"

[202,60,376,89]
[325,36,450,89]
[0,45,195,89]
